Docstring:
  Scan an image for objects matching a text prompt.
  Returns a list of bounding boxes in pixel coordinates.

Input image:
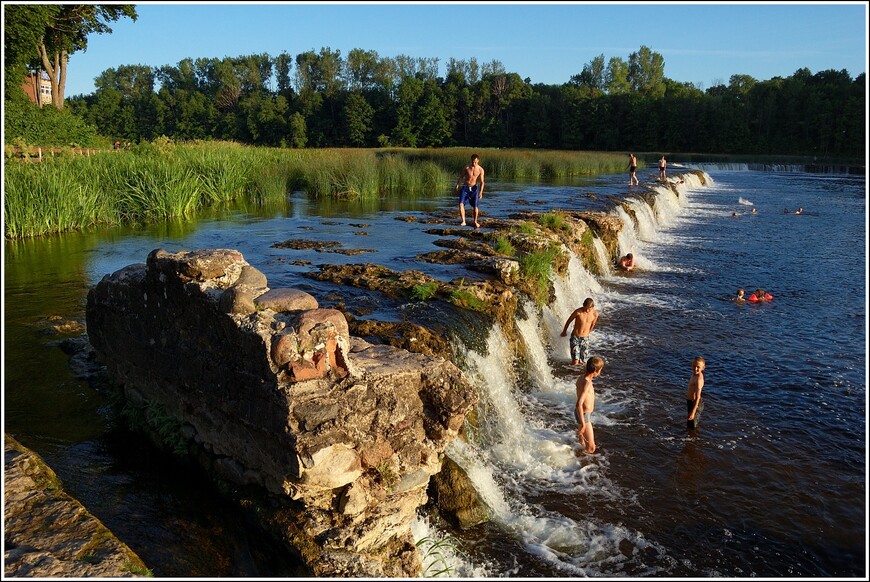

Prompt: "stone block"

[256,288,319,312]
[270,332,300,368]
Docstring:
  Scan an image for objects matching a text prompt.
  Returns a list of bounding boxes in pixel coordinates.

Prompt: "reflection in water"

[675,437,709,499]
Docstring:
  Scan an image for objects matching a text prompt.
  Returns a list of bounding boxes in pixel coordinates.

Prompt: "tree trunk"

[28,72,42,109]
[39,43,67,110]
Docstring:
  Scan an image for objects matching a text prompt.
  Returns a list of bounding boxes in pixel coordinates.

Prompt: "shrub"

[539,211,571,232]
[410,282,439,301]
[3,98,101,148]
[449,288,486,311]
[520,244,562,306]
[517,221,538,236]
[493,235,516,256]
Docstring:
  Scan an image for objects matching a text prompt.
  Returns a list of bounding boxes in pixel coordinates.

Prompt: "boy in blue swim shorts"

[454,154,485,228]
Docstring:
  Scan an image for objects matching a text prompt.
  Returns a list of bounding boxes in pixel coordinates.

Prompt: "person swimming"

[748,288,773,302]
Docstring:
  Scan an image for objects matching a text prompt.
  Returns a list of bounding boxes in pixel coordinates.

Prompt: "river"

[3,166,866,577]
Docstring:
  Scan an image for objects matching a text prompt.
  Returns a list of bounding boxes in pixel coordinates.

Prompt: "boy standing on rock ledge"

[455,153,485,228]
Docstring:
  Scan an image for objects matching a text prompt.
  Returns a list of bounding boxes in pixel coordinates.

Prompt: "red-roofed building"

[22,73,52,106]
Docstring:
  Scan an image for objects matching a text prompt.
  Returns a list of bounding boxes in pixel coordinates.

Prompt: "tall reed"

[118,160,202,220]
[395,147,627,179]
[3,141,627,240]
[181,148,251,204]
[4,160,107,237]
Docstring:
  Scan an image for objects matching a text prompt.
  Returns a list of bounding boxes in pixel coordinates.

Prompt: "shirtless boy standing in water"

[628,153,639,186]
[455,153,485,228]
[560,298,599,366]
[686,356,705,430]
[576,356,604,454]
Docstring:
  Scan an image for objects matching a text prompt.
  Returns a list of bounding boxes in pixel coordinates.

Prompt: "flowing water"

[3,166,866,577]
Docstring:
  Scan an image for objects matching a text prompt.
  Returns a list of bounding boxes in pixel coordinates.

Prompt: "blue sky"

[60,1,868,97]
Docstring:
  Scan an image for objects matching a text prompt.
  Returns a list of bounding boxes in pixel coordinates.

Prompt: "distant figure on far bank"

[658,155,667,181]
[628,153,639,186]
[748,288,773,302]
[454,153,485,228]
[618,253,635,271]
[560,298,599,367]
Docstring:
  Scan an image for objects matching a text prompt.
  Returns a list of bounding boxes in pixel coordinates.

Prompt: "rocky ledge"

[85,248,479,577]
[4,434,149,578]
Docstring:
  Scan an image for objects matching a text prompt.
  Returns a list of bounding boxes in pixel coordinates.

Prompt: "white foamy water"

[436,174,723,575]
[446,423,663,575]
[411,513,493,577]
[515,300,558,393]
[592,235,612,277]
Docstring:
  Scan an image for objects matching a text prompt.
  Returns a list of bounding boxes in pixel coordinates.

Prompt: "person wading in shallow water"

[628,153,639,186]
[576,356,605,453]
[560,297,599,367]
[455,153,485,228]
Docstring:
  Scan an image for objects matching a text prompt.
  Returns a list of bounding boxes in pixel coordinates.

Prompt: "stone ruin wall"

[85,248,479,577]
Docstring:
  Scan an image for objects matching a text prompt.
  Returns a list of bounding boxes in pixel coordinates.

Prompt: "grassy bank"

[3,141,628,240]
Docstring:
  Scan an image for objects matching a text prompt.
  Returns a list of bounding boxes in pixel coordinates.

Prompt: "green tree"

[569,53,606,94]
[4,4,50,99]
[344,48,381,92]
[344,92,374,146]
[605,57,630,95]
[523,92,554,148]
[4,4,137,109]
[628,45,665,98]
[288,111,307,148]
[416,82,450,146]
[443,69,471,144]
[728,74,757,96]
[275,51,293,96]
[446,57,481,84]
[393,76,423,146]
[239,92,288,145]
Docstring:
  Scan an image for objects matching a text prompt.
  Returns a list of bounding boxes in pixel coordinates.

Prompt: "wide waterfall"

[413,172,711,575]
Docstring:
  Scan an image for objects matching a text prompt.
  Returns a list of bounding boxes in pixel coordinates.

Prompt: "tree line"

[67,48,868,160]
[4,4,864,159]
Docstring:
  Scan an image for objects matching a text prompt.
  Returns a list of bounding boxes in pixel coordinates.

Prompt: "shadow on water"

[39,428,309,577]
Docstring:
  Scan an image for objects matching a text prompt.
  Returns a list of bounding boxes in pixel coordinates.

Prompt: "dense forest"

[4,4,865,160]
